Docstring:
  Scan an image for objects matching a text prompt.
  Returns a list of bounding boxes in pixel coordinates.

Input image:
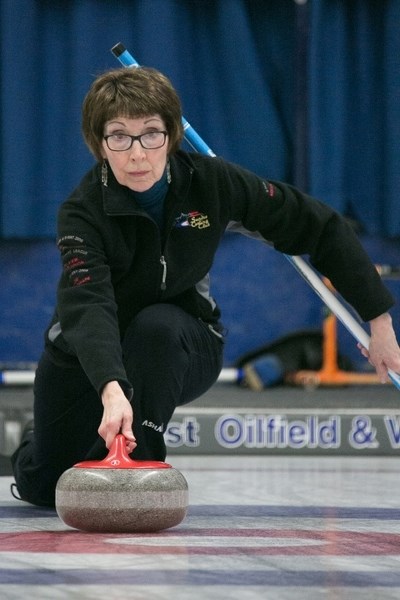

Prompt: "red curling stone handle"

[73,434,172,469]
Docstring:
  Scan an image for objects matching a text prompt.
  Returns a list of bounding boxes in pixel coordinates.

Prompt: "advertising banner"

[165,409,400,455]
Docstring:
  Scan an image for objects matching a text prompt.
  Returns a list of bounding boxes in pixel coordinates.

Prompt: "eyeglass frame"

[103,131,168,151]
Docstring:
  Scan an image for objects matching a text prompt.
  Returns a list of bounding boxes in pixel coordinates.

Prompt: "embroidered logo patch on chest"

[174,211,210,229]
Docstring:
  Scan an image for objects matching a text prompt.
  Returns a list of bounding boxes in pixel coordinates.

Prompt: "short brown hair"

[82,67,184,162]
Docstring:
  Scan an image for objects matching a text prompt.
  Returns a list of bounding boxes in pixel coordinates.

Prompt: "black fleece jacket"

[45,150,394,397]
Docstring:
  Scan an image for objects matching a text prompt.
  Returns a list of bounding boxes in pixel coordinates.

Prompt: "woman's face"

[102,115,168,192]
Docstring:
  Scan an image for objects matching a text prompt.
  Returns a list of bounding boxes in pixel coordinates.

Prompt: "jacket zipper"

[160,255,167,290]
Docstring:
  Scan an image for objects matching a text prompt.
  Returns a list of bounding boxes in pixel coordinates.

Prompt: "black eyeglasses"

[103,131,168,151]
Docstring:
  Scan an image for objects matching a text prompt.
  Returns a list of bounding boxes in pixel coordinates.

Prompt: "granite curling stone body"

[55,434,188,533]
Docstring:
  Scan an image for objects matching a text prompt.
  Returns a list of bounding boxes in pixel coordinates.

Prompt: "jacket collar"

[102,166,142,216]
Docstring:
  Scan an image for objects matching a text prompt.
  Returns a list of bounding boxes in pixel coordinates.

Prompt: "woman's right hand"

[99,380,137,452]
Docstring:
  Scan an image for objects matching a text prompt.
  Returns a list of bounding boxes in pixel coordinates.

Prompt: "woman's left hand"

[358,313,400,382]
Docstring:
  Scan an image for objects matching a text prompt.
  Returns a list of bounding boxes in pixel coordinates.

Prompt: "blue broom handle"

[111,43,215,157]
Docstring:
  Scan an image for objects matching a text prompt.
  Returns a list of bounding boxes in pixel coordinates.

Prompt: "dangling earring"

[101,160,108,187]
[166,161,171,184]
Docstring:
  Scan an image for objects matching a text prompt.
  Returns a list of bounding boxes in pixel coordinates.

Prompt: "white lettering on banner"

[163,413,400,452]
[214,414,340,450]
[384,416,400,448]
[164,417,200,448]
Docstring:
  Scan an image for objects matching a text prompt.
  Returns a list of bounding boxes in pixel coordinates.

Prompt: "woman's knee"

[122,304,189,355]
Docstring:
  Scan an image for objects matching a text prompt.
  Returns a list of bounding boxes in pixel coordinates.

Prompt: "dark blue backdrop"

[1,0,399,238]
[0,0,399,366]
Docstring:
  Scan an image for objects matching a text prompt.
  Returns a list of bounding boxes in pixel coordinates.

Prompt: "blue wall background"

[0,0,399,368]
[1,235,399,368]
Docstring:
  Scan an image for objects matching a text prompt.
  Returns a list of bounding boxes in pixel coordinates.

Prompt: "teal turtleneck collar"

[130,164,170,229]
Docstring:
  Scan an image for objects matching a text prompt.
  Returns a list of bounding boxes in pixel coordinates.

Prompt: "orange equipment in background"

[287,265,400,388]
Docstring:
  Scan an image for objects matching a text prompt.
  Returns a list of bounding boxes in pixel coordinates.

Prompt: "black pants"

[11,304,224,507]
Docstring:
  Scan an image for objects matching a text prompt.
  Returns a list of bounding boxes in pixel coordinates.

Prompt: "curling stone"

[55,434,188,533]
